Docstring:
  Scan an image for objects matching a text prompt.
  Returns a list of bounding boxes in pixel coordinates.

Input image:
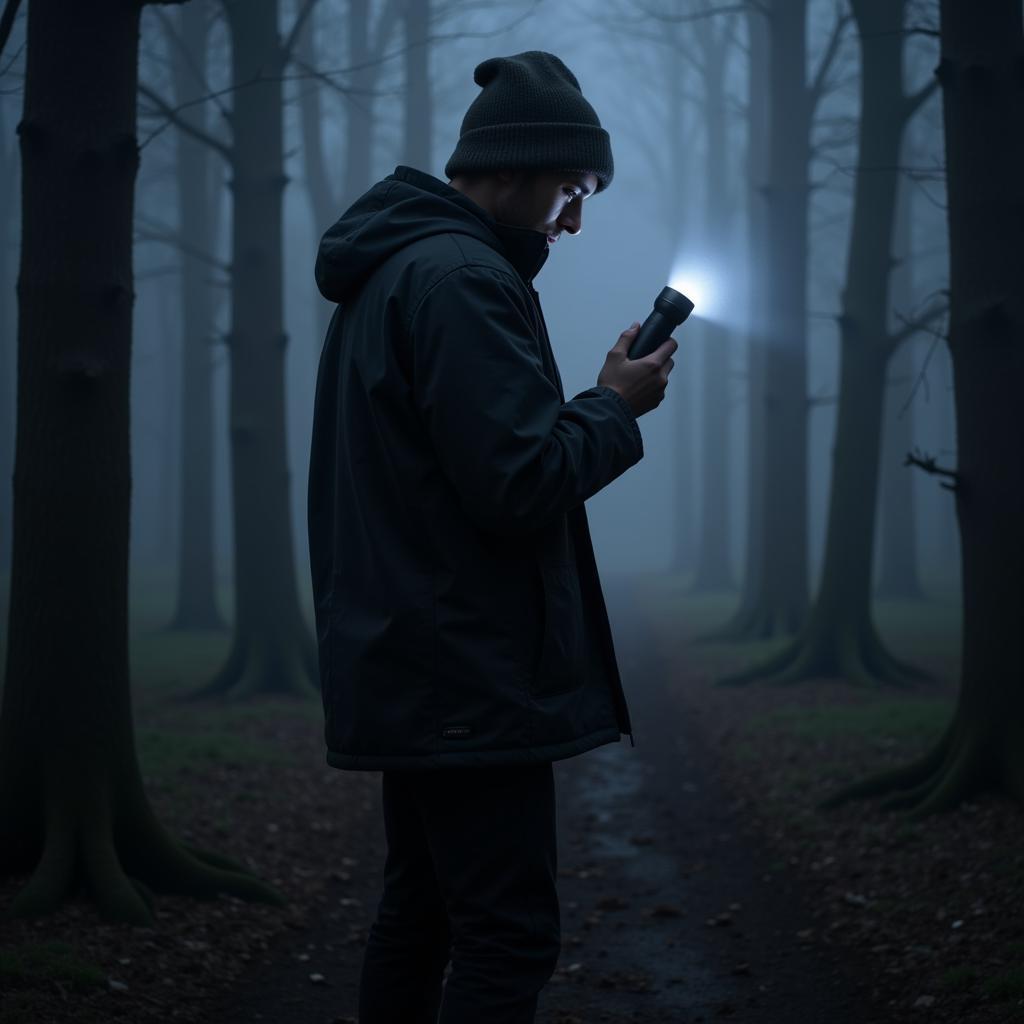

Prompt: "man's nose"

[557,201,582,235]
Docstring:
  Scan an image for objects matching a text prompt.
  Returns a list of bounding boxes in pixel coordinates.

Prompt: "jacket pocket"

[530,562,585,697]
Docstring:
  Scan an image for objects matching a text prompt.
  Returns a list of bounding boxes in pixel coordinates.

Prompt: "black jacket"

[307,165,643,770]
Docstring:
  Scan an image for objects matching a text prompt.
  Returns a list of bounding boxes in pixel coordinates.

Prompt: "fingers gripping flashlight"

[627,286,695,360]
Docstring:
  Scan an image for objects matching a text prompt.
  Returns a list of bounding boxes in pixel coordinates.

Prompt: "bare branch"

[889,297,947,348]
[807,4,852,112]
[135,217,230,273]
[622,1,751,24]
[0,38,22,79]
[905,448,960,492]
[0,0,21,64]
[904,76,939,120]
[153,6,231,123]
[894,298,948,417]
[281,0,320,64]
[138,81,234,159]
[283,0,539,84]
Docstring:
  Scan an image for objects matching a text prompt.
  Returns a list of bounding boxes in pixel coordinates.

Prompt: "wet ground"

[216,580,869,1023]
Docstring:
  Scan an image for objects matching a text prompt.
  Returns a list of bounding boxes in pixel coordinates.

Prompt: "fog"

[0,0,960,612]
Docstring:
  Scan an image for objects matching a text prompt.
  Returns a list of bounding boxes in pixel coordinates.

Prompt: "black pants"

[358,762,560,1024]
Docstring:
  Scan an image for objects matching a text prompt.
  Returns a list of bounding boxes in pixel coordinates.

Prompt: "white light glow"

[669,264,714,317]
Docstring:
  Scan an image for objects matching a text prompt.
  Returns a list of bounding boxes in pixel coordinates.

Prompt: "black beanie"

[444,50,614,192]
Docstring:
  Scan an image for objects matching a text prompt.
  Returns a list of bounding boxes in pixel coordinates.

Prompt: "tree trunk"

[707,5,768,634]
[0,97,15,574]
[826,0,1024,813]
[877,353,925,600]
[297,3,338,345]
[197,0,317,696]
[169,0,225,630]
[299,0,400,345]
[724,0,930,686]
[875,170,924,600]
[156,282,179,560]
[666,10,695,576]
[728,0,811,637]
[402,0,431,173]
[692,18,734,593]
[0,0,279,922]
[344,0,374,202]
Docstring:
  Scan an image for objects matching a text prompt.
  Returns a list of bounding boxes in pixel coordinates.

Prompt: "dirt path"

[214,580,871,1023]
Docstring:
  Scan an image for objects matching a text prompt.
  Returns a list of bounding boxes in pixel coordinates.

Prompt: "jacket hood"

[315,165,550,303]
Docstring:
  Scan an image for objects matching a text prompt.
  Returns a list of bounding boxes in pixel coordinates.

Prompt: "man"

[307,50,677,1024]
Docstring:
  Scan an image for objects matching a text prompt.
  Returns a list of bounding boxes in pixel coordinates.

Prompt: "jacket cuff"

[591,385,643,460]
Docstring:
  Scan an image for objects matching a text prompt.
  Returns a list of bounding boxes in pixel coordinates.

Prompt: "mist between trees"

[0,0,1019,924]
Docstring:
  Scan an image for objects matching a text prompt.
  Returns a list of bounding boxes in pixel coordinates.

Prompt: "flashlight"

[627,285,695,360]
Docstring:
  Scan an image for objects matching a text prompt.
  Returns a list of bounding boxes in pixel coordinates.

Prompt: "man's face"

[492,170,599,246]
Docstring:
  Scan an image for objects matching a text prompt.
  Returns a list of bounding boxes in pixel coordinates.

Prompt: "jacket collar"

[390,165,550,284]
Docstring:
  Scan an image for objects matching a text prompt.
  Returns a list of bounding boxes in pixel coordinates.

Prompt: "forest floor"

[1,573,1023,1023]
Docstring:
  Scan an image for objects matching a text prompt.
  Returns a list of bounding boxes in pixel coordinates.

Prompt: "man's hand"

[597,322,678,418]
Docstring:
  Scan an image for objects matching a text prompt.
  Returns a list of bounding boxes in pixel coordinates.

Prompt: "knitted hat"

[444,51,613,192]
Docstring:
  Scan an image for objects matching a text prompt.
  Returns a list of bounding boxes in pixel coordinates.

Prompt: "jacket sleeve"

[409,263,644,537]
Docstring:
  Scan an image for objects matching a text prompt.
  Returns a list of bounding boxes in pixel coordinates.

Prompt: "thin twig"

[138,81,234,158]
[281,0,320,64]
[153,6,231,124]
[905,448,960,492]
[808,4,852,110]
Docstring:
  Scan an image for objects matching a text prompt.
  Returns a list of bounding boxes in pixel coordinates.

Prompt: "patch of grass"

[129,627,233,698]
[940,965,979,993]
[0,941,106,992]
[747,699,953,748]
[137,730,283,780]
[982,967,1024,1001]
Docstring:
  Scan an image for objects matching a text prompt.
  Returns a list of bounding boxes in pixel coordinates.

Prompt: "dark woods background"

[0,0,1021,1019]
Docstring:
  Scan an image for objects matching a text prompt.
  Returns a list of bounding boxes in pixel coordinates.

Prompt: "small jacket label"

[442,726,472,739]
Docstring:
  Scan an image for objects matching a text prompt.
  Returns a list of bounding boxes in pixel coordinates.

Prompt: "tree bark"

[402,0,431,173]
[877,344,926,599]
[0,0,280,922]
[724,0,811,637]
[706,5,768,633]
[875,165,925,599]
[691,16,734,592]
[344,0,374,202]
[297,2,338,345]
[193,0,317,698]
[0,97,16,574]
[666,8,696,576]
[169,0,226,630]
[826,0,1024,812]
[298,0,399,345]
[723,0,932,685]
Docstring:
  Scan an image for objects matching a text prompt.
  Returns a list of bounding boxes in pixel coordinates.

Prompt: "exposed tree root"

[716,615,929,688]
[185,626,318,700]
[6,782,284,924]
[819,724,953,810]
[821,718,1024,818]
